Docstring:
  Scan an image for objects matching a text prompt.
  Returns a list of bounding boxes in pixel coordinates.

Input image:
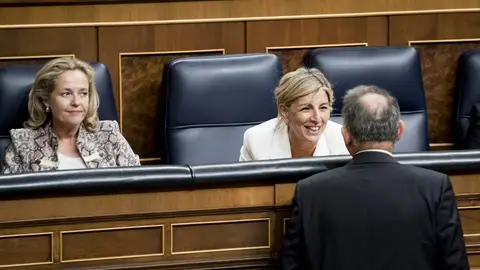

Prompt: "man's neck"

[351,141,394,155]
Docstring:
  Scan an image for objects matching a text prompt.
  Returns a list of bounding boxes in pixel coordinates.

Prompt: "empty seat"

[453,50,480,149]
[165,53,283,165]
[0,62,118,165]
[309,46,429,152]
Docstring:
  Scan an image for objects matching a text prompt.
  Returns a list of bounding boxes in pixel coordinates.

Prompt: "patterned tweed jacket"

[1,120,140,174]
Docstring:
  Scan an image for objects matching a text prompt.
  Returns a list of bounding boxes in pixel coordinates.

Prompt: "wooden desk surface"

[0,172,478,269]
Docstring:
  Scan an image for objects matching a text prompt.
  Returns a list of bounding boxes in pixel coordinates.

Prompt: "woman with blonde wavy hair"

[2,57,140,174]
[239,67,348,161]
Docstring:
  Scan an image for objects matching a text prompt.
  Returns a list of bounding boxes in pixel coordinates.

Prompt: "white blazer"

[239,118,349,161]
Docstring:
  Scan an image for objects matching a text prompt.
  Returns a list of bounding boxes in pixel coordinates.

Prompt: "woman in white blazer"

[239,67,349,161]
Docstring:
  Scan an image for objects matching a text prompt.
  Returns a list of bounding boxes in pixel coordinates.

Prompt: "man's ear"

[279,104,289,125]
[341,127,352,146]
[396,120,405,141]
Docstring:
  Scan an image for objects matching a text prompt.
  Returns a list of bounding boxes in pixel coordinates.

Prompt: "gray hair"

[341,85,400,143]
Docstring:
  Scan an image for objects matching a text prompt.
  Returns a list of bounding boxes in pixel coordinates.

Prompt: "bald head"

[341,85,401,144]
[358,93,389,119]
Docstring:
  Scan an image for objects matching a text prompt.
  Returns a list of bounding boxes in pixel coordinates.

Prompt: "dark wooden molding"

[0,205,275,229]
[0,0,230,7]
[85,255,276,270]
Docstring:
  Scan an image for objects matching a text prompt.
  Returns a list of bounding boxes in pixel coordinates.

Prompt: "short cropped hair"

[341,85,400,143]
[275,67,334,113]
[24,57,99,132]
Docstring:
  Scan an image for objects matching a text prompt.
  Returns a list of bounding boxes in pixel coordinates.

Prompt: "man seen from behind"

[279,85,469,270]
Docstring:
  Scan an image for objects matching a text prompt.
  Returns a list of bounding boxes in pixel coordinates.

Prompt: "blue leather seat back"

[453,50,480,148]
[309,46,429,153]
[0,62,118,165]
[165,53,283,165]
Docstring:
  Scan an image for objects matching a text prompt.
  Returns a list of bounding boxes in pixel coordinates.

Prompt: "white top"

[239,118,349,161]
[57,152,87,170]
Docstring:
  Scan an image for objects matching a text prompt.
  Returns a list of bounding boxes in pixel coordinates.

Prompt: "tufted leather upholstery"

[453,50,480,149]
[0,62,118,165]
[165,53,283,165]
[309,46,429,153]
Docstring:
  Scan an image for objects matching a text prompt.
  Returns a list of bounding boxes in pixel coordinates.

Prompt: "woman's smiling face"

[281,90,331,144]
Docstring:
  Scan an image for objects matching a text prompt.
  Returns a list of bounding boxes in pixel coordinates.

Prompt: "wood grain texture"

[0,186,273,222]
[171,219,269,254]
[61,226,163,261]
[120,51,223,160]
[0,233,52,266]
[268,44,368,74]
[459,207,480,235]
[0,0,230,6]
[0,57,73,67]
[413,41,480,143]
[0,173,478,268]
[247,17,387,74]
[0,0,478,25]
[247,17,388,53]
[389,13,480,144]
[267,49,310,74]
[0,28,97,62]
[98,23,244,161]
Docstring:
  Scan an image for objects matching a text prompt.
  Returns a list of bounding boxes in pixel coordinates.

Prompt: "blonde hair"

[275,67,334,113]
[24,57,100,132]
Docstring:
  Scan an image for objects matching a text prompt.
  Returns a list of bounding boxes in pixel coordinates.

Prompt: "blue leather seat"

[309,46,429,152]
[0,62,118,165]
[453,50,480,149]
[165,53,283,165]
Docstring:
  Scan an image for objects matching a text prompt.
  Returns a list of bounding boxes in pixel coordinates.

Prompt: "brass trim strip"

[429,143,454,147]
[60,224,164,263]
[170,218,271,255]
[458,206,480,210]
[0,54,75,60]
[0,232,54,268]
[409,38,480,46]
[0,8,479,29]
[456,193,480,198]
[140,157,162,162]
[266,42,368,53]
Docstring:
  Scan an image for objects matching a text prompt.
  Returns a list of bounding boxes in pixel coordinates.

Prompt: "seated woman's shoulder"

[326,120,343,130]
[9,127,37,141]
[324,120,345,139]
[97,120,120,132]
[245,118,278,137]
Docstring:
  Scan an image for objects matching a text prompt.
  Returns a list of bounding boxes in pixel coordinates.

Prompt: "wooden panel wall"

[390,13,480,144]
[0,186,276,269]
[0,0,478,25]
[0,27,97,65]
[0,11,480,162]
[98,23,244,163]
[246,17,388,73]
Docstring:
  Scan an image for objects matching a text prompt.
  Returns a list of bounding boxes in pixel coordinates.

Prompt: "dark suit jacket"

[465,103,480,149]
[280,151,469,270]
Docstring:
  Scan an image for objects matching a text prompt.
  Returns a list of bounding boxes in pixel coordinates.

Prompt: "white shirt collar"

[356,149,393,157]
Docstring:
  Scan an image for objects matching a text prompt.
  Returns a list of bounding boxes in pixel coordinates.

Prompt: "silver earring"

[46,106,50,112]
